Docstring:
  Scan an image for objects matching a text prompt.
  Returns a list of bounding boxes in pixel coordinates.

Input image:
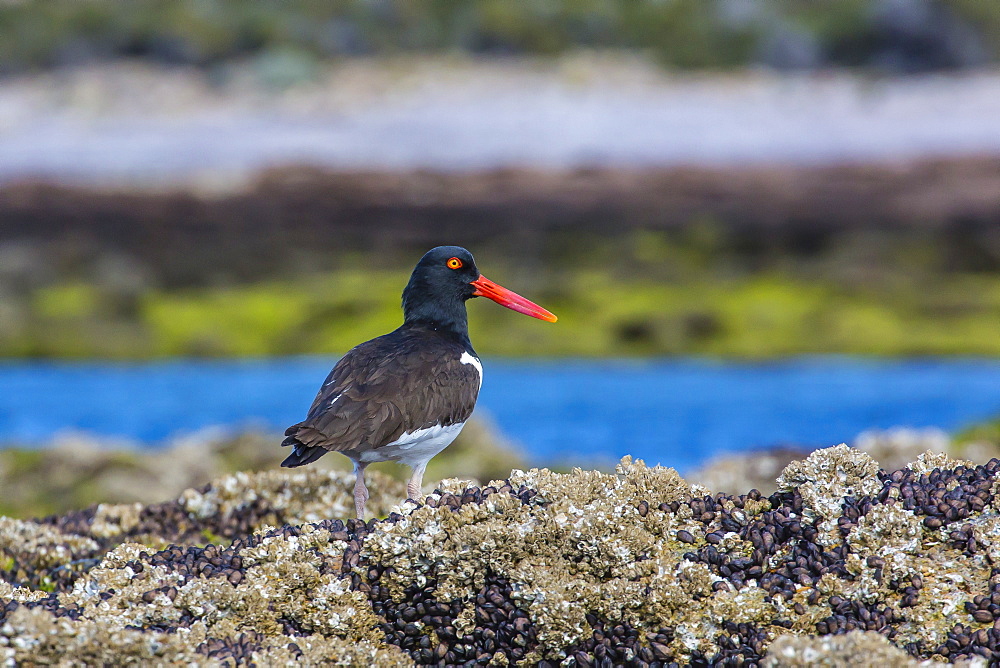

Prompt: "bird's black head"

[402,246,480,333]
[402,245,557,337]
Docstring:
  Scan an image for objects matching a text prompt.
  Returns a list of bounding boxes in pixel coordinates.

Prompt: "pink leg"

[354,463,370,519]
[407,464,426,502]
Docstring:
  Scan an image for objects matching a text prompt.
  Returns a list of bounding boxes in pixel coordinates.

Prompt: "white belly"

[358,421,466,468]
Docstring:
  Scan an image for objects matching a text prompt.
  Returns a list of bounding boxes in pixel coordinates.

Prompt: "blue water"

[1,358,998,471]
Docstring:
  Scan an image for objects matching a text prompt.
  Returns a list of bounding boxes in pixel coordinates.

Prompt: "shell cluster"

[3,445,1000,666]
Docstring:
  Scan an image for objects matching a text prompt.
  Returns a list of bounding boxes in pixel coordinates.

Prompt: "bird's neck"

[401,284,472,346]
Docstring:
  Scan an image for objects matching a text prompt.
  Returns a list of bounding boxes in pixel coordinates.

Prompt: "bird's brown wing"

[283,327,480,459]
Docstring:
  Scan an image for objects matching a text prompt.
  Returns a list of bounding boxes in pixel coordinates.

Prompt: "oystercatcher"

[280,246,557,518]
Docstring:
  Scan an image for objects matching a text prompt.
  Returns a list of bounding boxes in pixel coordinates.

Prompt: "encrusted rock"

[777,443,883,546]
[763,630,937,667]
[2,445,1000,665]
[909,450,974,475]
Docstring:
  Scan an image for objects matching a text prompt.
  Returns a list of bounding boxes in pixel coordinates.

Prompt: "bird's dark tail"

[280,428,329,467]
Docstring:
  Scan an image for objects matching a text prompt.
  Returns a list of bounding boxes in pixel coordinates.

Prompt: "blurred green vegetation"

[0,0,996,74]
[3,209,999,359]
[6,263,1000,359]
[955,418,1000,450]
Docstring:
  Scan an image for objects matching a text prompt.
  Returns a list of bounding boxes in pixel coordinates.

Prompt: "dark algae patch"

[3,447,1000,665]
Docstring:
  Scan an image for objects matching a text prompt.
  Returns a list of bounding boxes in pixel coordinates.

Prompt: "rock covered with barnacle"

[3,446,1000,666]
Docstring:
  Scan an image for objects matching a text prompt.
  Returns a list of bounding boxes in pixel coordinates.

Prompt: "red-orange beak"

[470,275,558,323]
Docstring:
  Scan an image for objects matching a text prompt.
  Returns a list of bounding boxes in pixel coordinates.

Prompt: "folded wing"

[281,328,480,467]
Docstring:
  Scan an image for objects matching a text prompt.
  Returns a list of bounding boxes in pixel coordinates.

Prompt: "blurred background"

[1,0,1000,517]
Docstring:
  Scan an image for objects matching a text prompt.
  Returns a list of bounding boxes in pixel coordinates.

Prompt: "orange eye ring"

[446,257,463,269]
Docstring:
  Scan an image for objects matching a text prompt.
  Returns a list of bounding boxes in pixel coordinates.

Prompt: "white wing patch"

[460,351,483,391]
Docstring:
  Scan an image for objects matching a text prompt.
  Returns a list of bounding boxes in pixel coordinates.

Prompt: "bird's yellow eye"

[447,257,463,269]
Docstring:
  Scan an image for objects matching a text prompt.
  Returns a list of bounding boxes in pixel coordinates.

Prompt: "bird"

[280,246,557,518]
